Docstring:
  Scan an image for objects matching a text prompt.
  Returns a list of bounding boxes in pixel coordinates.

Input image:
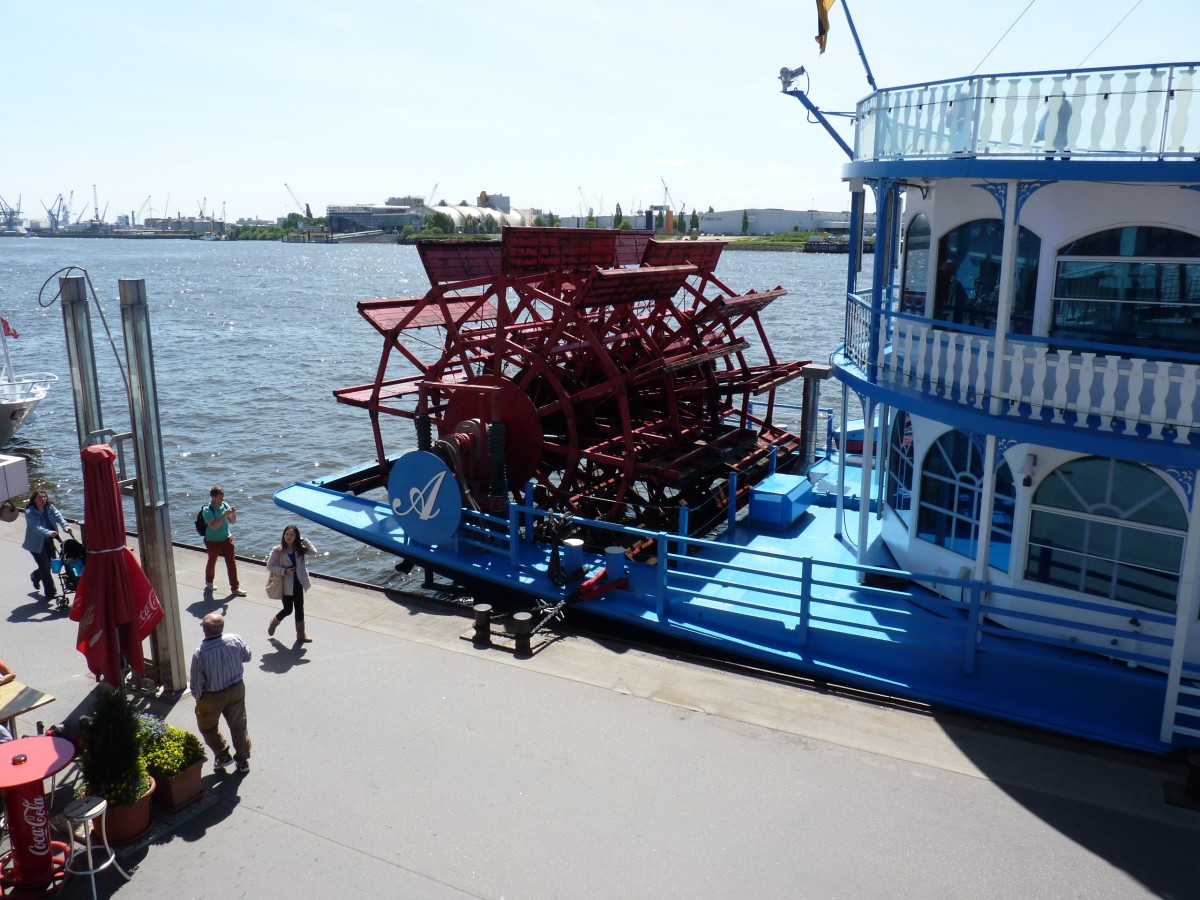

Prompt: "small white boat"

[0,319,57,446]
[0,372,57,446]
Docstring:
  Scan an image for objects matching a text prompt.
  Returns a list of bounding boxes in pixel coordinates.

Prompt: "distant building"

[144,216,219,235]
[425,202,525,231]
[326,202,426,233]
[699,208,876,237]
[324,190,533,234]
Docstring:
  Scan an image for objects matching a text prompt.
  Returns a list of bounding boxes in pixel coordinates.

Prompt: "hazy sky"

[5,0,1198,224]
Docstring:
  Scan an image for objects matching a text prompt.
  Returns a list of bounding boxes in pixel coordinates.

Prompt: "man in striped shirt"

[191,613,253,774]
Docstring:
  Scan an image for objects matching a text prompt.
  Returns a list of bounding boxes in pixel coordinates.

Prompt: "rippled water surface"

[0,238,868,584]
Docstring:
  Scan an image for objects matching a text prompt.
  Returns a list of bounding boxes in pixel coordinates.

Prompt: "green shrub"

[78,689,152,806]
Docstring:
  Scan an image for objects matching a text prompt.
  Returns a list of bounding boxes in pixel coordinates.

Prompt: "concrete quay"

[1,515,1198,899]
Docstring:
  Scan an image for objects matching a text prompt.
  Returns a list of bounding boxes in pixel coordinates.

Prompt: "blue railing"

[458,499,1192,683]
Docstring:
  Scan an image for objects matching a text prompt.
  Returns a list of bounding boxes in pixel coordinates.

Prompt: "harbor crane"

[660,177,683,216]
[426,182,439,207]
[0,195,21,230]
[136,196,151,226]
[284,183,311,219]
[42,195,65,233]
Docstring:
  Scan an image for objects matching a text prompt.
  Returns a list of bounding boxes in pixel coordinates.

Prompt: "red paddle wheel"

[335,227,809,535]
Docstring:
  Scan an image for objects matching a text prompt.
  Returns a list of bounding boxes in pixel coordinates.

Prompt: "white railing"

[855,63,1200,161]
[0,372,58,402]
[858,311,1200,442]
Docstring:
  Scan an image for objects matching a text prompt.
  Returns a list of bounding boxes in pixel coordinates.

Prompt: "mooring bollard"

[473,603,493,646]
[1186,750,1200,804]
[1165,749,1200,809]
[512,611,534,656]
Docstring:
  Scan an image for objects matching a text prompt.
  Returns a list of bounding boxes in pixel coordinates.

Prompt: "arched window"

[885,410,914,523]
[1025,457,1185,612]
[1051,226,1200,356]
[934,219,1039,333]
[917,430,1015,570]
[901,215,930,314]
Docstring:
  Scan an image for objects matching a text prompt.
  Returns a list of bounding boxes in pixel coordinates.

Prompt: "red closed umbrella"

[69,444,164,685]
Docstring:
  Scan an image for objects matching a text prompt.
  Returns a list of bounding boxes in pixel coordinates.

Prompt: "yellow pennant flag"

[816,0,836,54]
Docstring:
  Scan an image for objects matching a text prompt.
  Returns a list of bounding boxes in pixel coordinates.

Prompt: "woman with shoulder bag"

[265,524,316,644]
[23,489,73,602]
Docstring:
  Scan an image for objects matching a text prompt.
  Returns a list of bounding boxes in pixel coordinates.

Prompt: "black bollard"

[1165,749,1200,809]
[473,603,493,646]
[1187,751,1200,803]
[512,611,534,657]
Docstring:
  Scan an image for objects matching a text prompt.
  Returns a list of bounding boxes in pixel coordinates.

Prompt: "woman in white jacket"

[266,524,316,643]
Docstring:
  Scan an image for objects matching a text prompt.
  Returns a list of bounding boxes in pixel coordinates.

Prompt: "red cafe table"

[0,735,74,893]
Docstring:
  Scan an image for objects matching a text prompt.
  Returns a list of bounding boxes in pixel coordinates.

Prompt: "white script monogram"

[393,471,447,521]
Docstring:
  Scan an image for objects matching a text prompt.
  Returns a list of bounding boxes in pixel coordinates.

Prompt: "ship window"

[933,220,1039,334]
[901,215,930,314]
[1025,457,1184,613]
[1051,226,1200,357]
[885,410,914,523]
[916,429,1015,570]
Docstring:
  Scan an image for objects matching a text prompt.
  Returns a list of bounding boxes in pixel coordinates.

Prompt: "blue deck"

[276,472,1198,756]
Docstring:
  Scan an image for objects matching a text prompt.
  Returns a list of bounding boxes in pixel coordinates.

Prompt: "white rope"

[1076,0,1144,68]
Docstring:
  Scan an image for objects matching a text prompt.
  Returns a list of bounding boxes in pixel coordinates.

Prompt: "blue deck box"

[748,473,814,529]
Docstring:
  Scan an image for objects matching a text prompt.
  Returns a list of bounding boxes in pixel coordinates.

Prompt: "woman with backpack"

[23,489,73,602]
[265,524,316,644]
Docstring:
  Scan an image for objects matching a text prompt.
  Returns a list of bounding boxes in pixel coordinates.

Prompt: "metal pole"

[118,279,186,692]
[59,276,104,447]
[838,0,878,90]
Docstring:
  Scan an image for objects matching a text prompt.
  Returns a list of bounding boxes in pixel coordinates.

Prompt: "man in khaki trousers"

[190,613,252,774]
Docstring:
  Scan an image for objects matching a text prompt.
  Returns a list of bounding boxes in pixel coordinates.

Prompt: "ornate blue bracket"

[972,180,1055,221]
[1161,466,1195,501]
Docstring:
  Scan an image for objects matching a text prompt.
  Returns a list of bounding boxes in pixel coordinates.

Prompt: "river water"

[0,237,867,585]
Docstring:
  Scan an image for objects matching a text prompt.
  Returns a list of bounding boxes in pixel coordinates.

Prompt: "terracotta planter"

[154,761,205,812]
[97,777,155,846]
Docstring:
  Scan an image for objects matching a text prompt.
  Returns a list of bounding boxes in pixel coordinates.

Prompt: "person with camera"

[201,485,245,597]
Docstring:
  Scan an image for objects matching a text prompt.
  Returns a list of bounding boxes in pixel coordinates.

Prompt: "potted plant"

[139,716,206,812]
[76,687,155,844]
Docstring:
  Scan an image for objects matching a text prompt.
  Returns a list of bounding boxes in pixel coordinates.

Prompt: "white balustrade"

[1151,361,1171,440]
[1139,69,1165,152]
[1168,67,1195,152]
[1050,349,1071,423]
[1124,358,1146,424]
[942,333,957,396]
[867,310,1200,447]
[1075,353,1096,428]
[858,63,1198,161]
[973,339,988,409]
[1176,368,1197,444]
[1100,356,1120,429]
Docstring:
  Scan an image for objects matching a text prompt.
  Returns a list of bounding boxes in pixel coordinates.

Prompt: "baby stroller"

[51,536,87,611]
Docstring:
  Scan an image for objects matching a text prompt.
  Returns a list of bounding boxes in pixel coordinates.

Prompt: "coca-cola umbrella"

[69,443,164,686]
